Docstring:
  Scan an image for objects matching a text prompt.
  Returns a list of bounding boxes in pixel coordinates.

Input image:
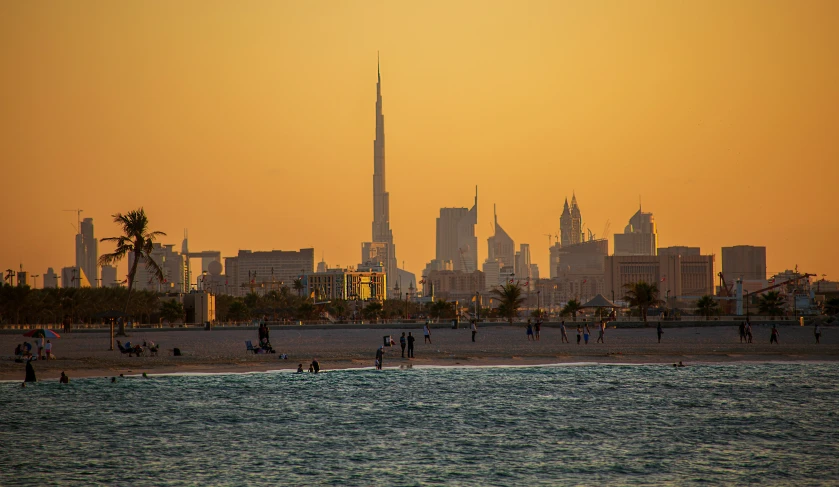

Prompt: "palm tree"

[99,208,166,335]
[757,291,786,318]
[491,283,526,324]
[159,299,185,324]
[560,299,583,321]
[824,297,839,316]
[293,279,304,297]
[623,281,663,324]
[695,295,719,320]
[362,301,383,322]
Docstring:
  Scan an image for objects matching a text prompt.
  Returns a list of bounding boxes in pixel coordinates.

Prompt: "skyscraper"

[361,56,399,296]
[614,207,658,256]
[75,217,98,287]
[560,194,584,247]
[435,188,478,273]
[722,245,767,280]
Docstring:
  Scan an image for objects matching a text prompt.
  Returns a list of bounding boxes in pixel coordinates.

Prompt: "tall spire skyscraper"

[362,55,399,295]
[371,55,392,244]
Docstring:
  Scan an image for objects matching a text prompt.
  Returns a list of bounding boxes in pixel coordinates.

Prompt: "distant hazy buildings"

[658,246,700,257]
[17,271,28,287]
[131,243,188,293]
[43,268,58,288]
[483,205,515,290]
[560,194,584,247]
[361,60,399,297]
[722,245,767,280]
[224,248,315,297]
[425,269,485,302]
[614,208,657,256]
[61,266,87,288]
[515,244,532,283]
[101,265,118,288]
[76,218,98,287]
[605,254,715,303]
[435,189,478,273]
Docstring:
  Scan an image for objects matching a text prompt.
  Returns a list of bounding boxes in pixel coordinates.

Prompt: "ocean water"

[1,364,838,486]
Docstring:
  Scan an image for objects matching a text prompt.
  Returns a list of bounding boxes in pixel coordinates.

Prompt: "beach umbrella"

[22,329,61,339]
[581,294,620,322]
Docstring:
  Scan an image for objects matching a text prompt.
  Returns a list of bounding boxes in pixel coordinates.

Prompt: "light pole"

[31,274,40,289]
[476,291,481,321]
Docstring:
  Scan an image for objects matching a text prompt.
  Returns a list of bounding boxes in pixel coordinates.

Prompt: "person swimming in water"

[297,364,304,373]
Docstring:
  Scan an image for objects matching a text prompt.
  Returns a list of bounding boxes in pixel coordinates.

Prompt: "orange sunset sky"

[1,1,837,285]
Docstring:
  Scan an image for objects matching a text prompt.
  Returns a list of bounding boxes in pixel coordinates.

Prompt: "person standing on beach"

[814,323,821,344]
[35,337,44,360]
[400,332,407,357]
[739,322,746,343]
[407,332,415,358]
[45,340,52,359]
[576,326,582,345]
[471,320,478,342]
[375,346,384,370]
[423,323,432,344]
[657,322,663,343]
[596,322,605,344]
[745,321,753,343]
[560,321,569,343]
[535,319,542,341]
[526,321,534,341]
[583,324,590,345]
[770,325,779,344]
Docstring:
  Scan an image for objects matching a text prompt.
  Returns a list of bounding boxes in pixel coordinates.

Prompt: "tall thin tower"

[363,54,398,295]
[372,54,392,244]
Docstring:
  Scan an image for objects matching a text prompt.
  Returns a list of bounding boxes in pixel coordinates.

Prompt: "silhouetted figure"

[657,323,663,343]
[407,332,415,358]
[814,324,821,344]
[400,332,407,357]
[24,360,36,383]
[375,346,384,370]
[310,359,320,373]
[739,322,746,343]
[770,325,779,344]
[471,320,478,342]
[560,322,569,343]
[59,371,69,384]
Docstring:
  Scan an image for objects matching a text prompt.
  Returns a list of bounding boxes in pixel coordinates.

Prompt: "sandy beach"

[1,322,836,381]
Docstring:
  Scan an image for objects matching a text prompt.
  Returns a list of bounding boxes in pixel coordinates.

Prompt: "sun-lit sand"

[1,322,835,381]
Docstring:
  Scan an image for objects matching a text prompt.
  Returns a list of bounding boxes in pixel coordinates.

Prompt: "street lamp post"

[476,291,481,321]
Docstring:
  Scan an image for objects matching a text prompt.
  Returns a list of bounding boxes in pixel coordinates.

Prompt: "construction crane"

[602,219,611,240]
[63,209,83,233]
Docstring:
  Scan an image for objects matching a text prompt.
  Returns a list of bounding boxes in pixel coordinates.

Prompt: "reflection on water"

[2,364,838,486]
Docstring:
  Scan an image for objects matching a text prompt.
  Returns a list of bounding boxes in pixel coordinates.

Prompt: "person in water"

[310,359,320,373]
[59,371,69,384]
[297,364,304,373]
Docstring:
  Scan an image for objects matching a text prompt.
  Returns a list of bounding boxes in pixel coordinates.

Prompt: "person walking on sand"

[596,322,605,344]
[560,321,569,344]
[584,324,590,345]
[770,324,779,344]
[423,323,432,344]
[471,320,478,342]
[814,323,821,344]
[657,322,663,343]
[407,332,415,358]
[576,325,582,345]
[400,332,407,357]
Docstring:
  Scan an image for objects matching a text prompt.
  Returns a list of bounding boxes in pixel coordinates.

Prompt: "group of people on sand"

[257,322,275,353]
[14,339,54,362]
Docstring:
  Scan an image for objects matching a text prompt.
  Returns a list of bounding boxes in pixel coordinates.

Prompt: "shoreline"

[4,354,837,382]
[3,324,835,382]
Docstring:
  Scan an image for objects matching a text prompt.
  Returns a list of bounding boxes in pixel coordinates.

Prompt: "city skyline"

[1,1,837,283]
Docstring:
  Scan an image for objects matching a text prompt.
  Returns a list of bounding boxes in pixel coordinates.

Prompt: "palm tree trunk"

[119,252,141,336]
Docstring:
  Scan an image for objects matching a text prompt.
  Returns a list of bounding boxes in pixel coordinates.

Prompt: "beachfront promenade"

[2,321,836,381]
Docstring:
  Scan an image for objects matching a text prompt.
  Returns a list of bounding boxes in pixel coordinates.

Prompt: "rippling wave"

[2,364,838,486]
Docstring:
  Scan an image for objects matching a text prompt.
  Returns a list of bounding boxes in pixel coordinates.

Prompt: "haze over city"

[1,0,837,282]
